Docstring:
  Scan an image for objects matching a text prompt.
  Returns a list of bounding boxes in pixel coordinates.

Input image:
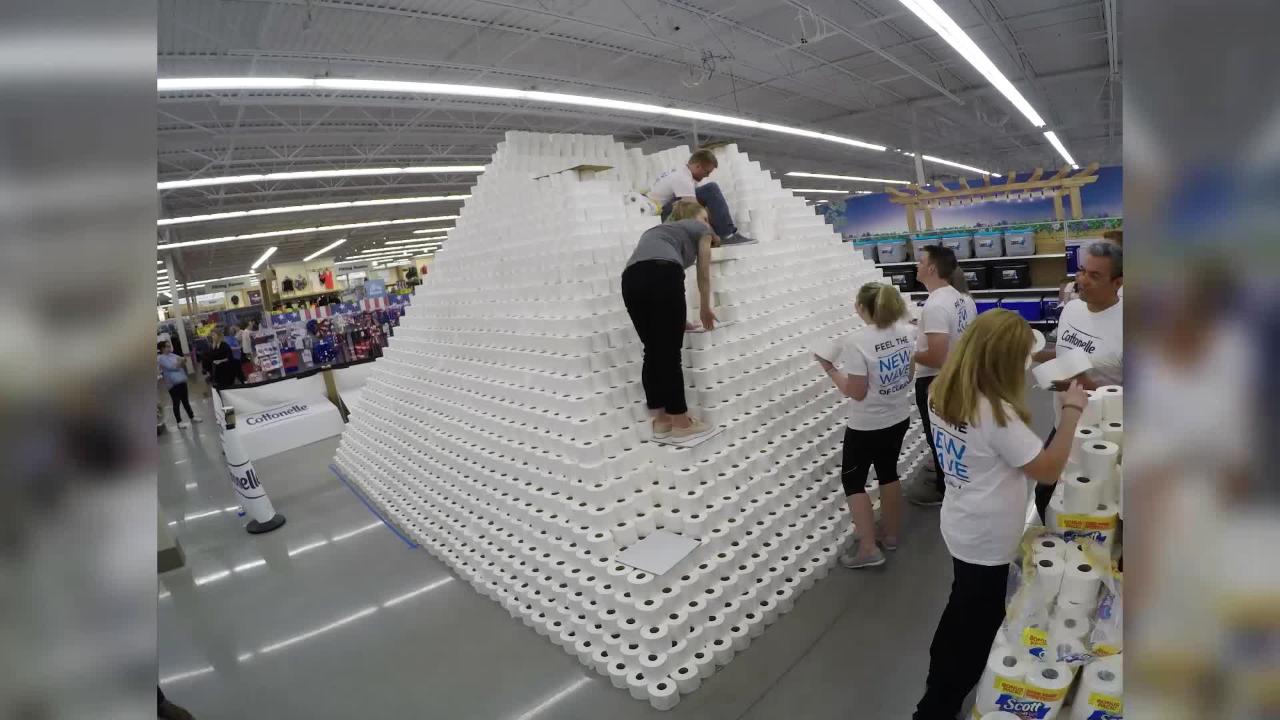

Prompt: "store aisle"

[158,387,954,720]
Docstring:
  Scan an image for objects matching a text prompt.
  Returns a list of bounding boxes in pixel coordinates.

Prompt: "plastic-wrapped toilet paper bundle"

[1032,535,1068,564]
[1058,562,1102,606]
[647,678,680,711]
[971,646,1030,718]
[1032,557,1065,606]
[1063,474,1104,514]
[1051,604,1093,640]
[1033,348,1092,389]
[981,713,1022,720]
[1080,440,1119,489]
[1068,654,1122,720]
[1020,662,1075,719]
[1095,385,1123,422]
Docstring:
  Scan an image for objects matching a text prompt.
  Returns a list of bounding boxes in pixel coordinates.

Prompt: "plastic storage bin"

[885,268,918,294]
[975,300,999,315]
[910,233,939,259]
[940,232,974,259]
[1004,227,1035,256]
[972,229,1004,258]
[991,261,1031,289]
[1000,297,1044,321]
[876,237,908,264]
[1065,237,1105,274]
[852,238,877,261]
[962,266,991,291]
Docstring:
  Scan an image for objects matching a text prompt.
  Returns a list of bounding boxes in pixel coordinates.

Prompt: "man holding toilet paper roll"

[907,245,977,506]
[1032,242,1123,521]
[622,200,721,441]
[911,310,1087,720]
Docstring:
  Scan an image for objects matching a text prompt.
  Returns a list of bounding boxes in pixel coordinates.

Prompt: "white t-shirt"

[1055,298,1123,386]
[916,285,977,378]
[839,321,916,431]
[933,398,1043,565]
[648,166,700,207]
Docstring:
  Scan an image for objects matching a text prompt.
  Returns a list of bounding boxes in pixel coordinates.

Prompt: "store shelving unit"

[875,252,1065,268]
[905,286,1060,296]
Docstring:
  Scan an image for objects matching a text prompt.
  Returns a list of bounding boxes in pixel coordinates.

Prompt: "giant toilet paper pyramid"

[334,132,929,709]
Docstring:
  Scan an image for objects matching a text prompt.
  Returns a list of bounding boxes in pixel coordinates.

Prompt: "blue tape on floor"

[329,464,418,549]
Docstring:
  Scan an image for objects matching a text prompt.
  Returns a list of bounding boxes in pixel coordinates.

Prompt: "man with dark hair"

[647,149,755,245]
[908,245,976,506]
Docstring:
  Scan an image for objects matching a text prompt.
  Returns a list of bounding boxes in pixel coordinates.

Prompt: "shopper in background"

[157,340,201,428]
[1031,241,1123,521]
[906,245,977,507]
[206,329,240,391]
[236,322,254,363]
[913,310,1086,720]
[816,282,914,569]
[646,149,756,246]
[622,199,721,442]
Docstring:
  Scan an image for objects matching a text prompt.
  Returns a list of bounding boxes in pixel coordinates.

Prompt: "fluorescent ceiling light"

[385,236,446,245]
[156,260,163,265]
[411,227,452,235]
[303,237,348,262]
[158,194,470,227]
[895,0,1045,128]
[1042,131,1078,168]
[902,152,1000,177]
[156,215,459,250]
[159,77,888,153]
[358,244,438,255]
[250,246,278,270]
[786,171,909,185]
[788,188,855,194]
[158,166,485,191]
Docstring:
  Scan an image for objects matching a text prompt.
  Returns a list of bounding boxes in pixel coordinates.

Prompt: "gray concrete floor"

[158,384,971,720]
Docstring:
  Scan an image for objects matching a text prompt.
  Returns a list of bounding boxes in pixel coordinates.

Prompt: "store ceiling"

[157,0,1120,284]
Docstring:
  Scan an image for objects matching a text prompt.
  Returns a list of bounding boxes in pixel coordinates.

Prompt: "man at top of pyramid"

[646,149,756,246]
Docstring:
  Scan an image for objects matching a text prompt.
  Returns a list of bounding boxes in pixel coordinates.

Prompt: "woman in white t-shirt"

[913,309,1087,720]
[816,283,914,569]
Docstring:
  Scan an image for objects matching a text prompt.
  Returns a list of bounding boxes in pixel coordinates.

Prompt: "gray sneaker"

[838,550,886,569]
[906,479,944,507]
[721,231,758,246]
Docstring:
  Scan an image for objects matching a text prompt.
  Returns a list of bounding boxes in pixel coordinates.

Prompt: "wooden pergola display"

[886,162,1100,233]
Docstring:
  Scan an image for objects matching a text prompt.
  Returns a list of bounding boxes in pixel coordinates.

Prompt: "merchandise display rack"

[333,132,930,710]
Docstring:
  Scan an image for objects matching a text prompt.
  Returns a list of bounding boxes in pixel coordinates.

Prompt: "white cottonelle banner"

[218,374,344,460]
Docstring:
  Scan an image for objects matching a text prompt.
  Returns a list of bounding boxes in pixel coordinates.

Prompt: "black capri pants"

[621,260,688,416]
[839,418,911,496]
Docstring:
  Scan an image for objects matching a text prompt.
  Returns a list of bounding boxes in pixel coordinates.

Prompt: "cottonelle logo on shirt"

[1057,324,1098,354]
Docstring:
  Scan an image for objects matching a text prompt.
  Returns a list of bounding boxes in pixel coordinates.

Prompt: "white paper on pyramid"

[333,132,931,709]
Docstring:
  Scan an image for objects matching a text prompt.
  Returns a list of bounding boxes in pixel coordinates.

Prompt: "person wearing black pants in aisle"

[158,340,201,429]
[911,311,1086,720]
[621,199,721,442]
[816,282,915,569]
[907,245,975,507]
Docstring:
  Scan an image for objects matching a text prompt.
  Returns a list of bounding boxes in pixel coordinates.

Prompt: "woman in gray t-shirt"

[621,199,720,442]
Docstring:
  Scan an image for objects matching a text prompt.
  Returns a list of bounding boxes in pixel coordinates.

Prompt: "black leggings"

[914,558,1010,720]
[915,375,944,492]
[621,260,688,415]
[168,382,195,423]
[1034,426,1058,522]
[840,419,910,496]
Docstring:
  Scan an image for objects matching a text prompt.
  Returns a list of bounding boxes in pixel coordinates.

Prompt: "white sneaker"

[178,421,191,429]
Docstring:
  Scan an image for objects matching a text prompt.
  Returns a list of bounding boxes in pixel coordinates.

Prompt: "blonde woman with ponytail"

[815,282,914,569]
[912,309,1087,720]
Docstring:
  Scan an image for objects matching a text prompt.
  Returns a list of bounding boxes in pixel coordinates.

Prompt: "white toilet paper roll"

[1080,440,1119,489]
[1070,427,1101,465]
[710,636,735,666]
[648,678,680,710]
[639,650,668,676]
[1033,348,1093,388]
[1033,557,1065,605]
[608,660,631,689]
[1051,604,1093,640]
[1102,420,1123,452]
[627,669,650,700]
[1096,385,1123,422]
[729,623,751,651]
[1031,535,1068,564]
[981,713,1021,720]
[1063,474,1104,514]
[672,663,701,694]
[1079,389,1104,427]
[1058,562,1102,606]
[1069,655,1123,720]
[972,646,1030,718]
[692,648,716,679]
[1022,662,1074,719]
[591,646,613,676]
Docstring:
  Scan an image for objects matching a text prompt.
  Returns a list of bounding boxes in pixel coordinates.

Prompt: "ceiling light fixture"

[787,188,856,194]
[250,247,277,270]
[786,171,910,184]
[411,227,452,235]
[156,215,461,250]
[303,237,348,262]
[901,152,1001,177]
[158,194,470,227]
[158,166,485,191]
[385,235,447,244]
[1042,131,1079,169]
[158,77,888,153]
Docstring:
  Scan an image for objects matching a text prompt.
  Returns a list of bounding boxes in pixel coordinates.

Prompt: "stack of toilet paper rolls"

[971,644,1076,719]
[334,133,895,709]
[1048,385,1123,553]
